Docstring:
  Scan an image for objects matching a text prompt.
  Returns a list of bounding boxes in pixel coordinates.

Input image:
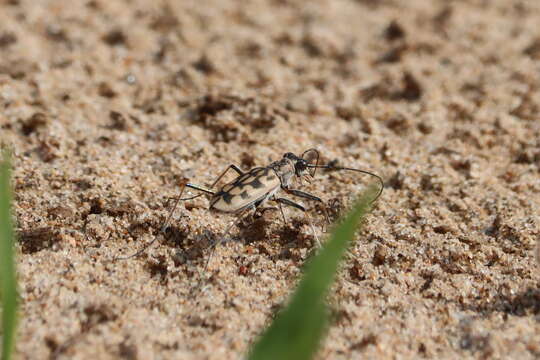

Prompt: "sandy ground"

[2,0,540,359]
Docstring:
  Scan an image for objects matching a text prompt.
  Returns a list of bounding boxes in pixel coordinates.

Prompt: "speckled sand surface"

[2,0,540,359]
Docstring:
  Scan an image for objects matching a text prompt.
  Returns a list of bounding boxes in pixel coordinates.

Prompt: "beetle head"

[283,152,310,177]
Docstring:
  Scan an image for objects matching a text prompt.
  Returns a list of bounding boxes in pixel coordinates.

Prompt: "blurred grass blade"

[1,150,18,360]
[248,185,379,360]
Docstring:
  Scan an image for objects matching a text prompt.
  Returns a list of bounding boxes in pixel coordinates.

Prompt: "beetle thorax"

[270,158,296,188]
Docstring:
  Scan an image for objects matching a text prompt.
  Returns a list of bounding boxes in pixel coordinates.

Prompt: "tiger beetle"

[117,149,383,269]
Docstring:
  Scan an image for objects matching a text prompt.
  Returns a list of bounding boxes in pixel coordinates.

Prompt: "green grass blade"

[1,150,18,360]
[248,185,379,360]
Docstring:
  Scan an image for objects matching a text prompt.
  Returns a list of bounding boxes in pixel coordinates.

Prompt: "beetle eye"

[283,152,295,160]
[295,160,307,175]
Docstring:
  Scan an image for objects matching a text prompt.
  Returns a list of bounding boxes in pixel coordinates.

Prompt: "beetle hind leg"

[115,179,191,261]
[202,206,252,274]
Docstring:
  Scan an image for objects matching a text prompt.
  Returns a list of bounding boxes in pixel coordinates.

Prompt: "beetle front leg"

[283,188,330,229]
[284,188,322,202]
[274,197,321,247]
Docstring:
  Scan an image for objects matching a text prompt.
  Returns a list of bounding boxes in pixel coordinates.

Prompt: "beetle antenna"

[307,164,384,203]
[301,148,320,177]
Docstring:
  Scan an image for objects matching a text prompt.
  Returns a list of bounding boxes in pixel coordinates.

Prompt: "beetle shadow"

[275,217,315,249]
[159,224,215,263]
[235,211,316,256]
[236,214,272,245]
[275,216,319,261]
[152,210,320,272]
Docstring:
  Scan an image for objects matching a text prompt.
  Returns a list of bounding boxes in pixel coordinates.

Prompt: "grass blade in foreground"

[248,185,379,360]
[1,151,17,360]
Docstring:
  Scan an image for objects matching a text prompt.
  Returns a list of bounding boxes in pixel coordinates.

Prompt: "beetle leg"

[202,206,252,274]
[277,201,287,224]
[273,197,302,225]
[274,197,306,211]
[164,164,245,240]
[274,196,308,225]
[209,164,244,188]
[284,188,322,202]
[284,188,330,225]
[115,179,190,260]
[274,197,321,247]
[176,164,243,203]
[185,183,214,196]
[253,206,279,218]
